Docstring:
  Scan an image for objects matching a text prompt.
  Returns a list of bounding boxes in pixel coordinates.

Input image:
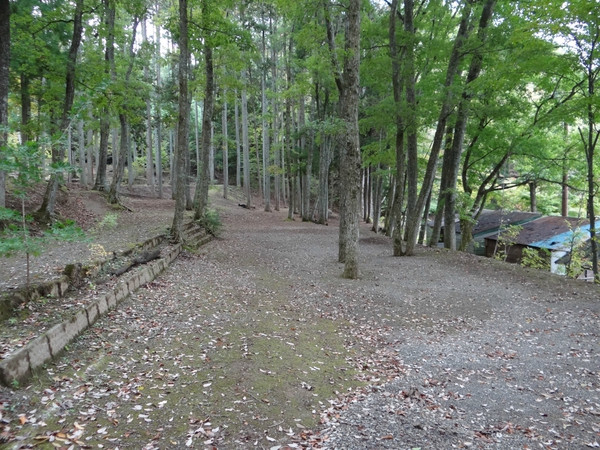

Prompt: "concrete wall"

[0,224,208,387]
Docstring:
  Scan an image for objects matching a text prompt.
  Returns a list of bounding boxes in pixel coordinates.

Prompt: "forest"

[0,0,598,281]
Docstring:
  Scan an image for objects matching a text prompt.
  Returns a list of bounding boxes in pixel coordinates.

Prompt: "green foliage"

[94,213,119,232]
[0,141,44,196]
[0,208,22,223]
[0,134,85,284]
[49,220,87,243]
[493,224,523,262]
[456,191,475,223]
[565,248,585,279]
[197,208,223,238]
[0,218,40,258]
[521,247,550,270]
[562,221,588,279]
[0,217,86,259]
[267,164,285,176]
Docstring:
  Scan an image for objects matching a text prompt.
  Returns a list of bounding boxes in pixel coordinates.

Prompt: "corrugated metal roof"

[432,210,541,234]
[486,216,590,249]
[529,224,591,250]
[472,209,542,236]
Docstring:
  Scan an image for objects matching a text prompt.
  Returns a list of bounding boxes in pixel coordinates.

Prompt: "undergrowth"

[197,208,223,237]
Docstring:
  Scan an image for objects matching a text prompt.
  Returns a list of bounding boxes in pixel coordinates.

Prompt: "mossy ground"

[7,247,369,450]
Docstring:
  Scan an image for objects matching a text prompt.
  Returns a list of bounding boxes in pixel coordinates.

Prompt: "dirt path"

[1,188,599,450]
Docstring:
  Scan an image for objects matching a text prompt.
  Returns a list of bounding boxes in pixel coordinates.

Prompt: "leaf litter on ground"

[0,186,598,450]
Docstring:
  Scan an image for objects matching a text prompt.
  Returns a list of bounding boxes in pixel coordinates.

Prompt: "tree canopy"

[1,0,598,280]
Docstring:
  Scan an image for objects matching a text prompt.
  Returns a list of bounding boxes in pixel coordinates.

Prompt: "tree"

[242,70,251,206]
[440,0,496,251]
[261,6,271,212]
[172,0,190,242]
[0,0,9,208]
[394,0,475,256]
[93,0,116,193]
[324,0,361,278]
[37,0,84,223]
[155,11,164,199]
[107,14,140,204]
[193,38,214,220]
[222,89,229,200]
[566,2,600,281]
[142,18,156,195]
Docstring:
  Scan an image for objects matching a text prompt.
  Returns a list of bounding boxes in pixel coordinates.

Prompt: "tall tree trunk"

[371,164,383,233]
[402,0,474,256]
[78,119,86,186]
[86,109,94,185]
[429,125,454,247]
[384,175,396,236]
[562,123,569,217]
[107,17,139,204]
[581,63,600,281]
[419,188,432,244]
[317,135,332,224]
[129,140,135,187]
[193,43,214,220]
[155,14,163,198]
[222,90,229,200]
[325,0,361,278]
[281,141,288,206]
[241,71,251,206]
[107,115,130,203]
[285,96,294,220]
[195,100,201,177]
[254,106,263,203]
[262,10,271,211]
[67,120,73,184]
[389,0,406,255]
[94,0,115,192]
[209,121,215,182]
[172,0,190,241]
[294,106,301,215]
[529,181,537,212]
[169,128,174,195]
[0,0,10,207]
[365,166,372,223]
[235,94,241,188]
[300,97,312,221]
[272,17,280,211]
[442,0,496,251]
[37,0,84,221]
[403,0,419,248]
[20,73,31,144]
[318,140,328,223]
[94,111,110,190]
[142,19,155,195]
[296,176,302,216]
[273,104,280,211]
[184,112,192,210]
[561,170,569,217]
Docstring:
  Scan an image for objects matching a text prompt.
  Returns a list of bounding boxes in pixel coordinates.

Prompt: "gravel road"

[1,187,598,450]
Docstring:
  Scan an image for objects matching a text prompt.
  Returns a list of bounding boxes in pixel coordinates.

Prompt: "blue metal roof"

[529,224,591,250]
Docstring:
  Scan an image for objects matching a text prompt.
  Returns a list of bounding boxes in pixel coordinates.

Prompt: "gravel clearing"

[0,185,599,449]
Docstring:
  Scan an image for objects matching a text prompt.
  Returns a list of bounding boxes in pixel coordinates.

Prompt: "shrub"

[521,247,550,270]
[197,208,223,238]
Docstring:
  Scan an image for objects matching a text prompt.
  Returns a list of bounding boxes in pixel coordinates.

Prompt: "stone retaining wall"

[0,225,207,386]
